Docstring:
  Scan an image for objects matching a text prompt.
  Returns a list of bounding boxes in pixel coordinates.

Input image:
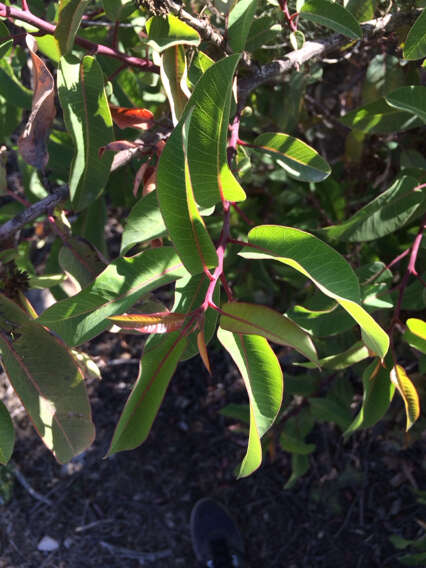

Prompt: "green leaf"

[0,294,94,463]
[386,86,426,123]
[240,225,389,359]
[345,0,376,22]
[219,302,319,365]
[322,176,425,242]
[252,132,331,183]
[309,396,353,430]
[219,403,250,424]
[37,248,187,346]
[279,432,315,455]
[0,400,14,465]
[157,114,218,275]
[120,191,167,255]
[187,51,214,87]
[184,54,246,207]
[404,318,426,354]
[55,0,90,56]
[403,9,426,60]
[58,55,114,211]
[344,359,395,439]
[108,332,187,454]
[228,0,258,52]
[146,14,201,53]
[296,341,369,369]
[284,454,309,488]
[58,236,106,288]
[340,98,423,133]
[160,45,191,125]
[103,0,135,21]
[399,552,426,566]
[297,0,362,39]
[217,328,283,478]
[390,365,420,431]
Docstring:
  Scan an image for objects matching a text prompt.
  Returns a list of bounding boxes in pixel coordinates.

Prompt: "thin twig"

[100,541,172,562]
[9,463,53,506]
[0,185,69,242]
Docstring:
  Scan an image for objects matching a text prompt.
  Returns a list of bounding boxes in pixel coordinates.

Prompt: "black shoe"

[190,498,245,568]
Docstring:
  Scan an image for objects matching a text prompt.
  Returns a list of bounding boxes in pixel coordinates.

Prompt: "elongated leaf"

[185,54,246,206]
[390,365,420,431]
[252,132,331,183]
[188,51,214,87]
[403,9,426,60]
[38,248,187,346]
[386,86,426,123]
[18,36,56,170]
[217,328,283,478]
[296,341,369,369]
[0,58,33,110]
[58,236,106,288]
[228,0,258,52]
[55,0,89,55]
[58,55,114,211]
[0,400,14,465]
[219,403,250,424]
[219,302,318,365]
[0,294,94,463]
[340,98,423,133]
[157,113,218,275]
[108,312,187,334]
[240,225,389,358]
[146,14,201,52]
[121,191,167,255]
[404,318,426,354]
[280,432,315,455]
[108,332,187,454]
[345,0,376,22]
[284,453,309,489]
[344,359,395,438]
[160,45,191,125]
[297,0,362,39]
[322,176,425,242]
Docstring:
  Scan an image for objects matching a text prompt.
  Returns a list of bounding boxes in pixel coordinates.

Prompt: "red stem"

[0,3,159,72]
[279,0,298,33]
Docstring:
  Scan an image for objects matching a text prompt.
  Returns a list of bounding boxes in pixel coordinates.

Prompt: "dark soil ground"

[1,329,425,568]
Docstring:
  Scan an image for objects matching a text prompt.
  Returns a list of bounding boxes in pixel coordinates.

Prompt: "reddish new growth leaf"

[108,312,187,334]
[109,105,154,130]
[197,328,211,375]
[98,140,141,158]
[18,35,56,170]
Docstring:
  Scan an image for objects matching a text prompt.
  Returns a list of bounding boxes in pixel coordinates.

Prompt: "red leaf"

[109,105,154,130]
[18,35,56,169]
[99,140,141,158]
[108,312,187,334]
[197,328,211,375]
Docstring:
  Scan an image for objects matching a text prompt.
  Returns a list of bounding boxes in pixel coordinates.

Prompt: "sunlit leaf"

[55,0,89,56]
[18,36,56,170]
[219,301,319,365]
[240,225,389,359]
[157,112,218,275]
[38,248,187,346]
[296,341,369,369]
[109,105,154,130]
[297,0,362,39]
[146,14,201,52]
[386,86,426,123]
[103,0,135,21]
[217,328,283,478]
[58,236,106,288]
[340,98,423,133]
[108,311,187,334]
[390,364,420,431]
[197,328,211,374]
[108,331,188,454]
[345,0,376,22]
[252,132,331,183]
[0,400,14,465]
[58,55,114,210]
[403,9,426,60]
[228,0,258,52]
[160,45,191,125]
[403,318,426,354]
[0,294,95,463]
